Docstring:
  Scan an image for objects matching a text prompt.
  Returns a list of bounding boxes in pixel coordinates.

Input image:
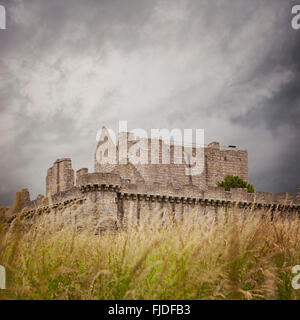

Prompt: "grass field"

[0,207,300,300]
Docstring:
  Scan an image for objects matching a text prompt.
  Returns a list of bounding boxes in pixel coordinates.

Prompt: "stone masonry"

[93,128,248,191]
[16,126,298,229]
[46,158,74,197]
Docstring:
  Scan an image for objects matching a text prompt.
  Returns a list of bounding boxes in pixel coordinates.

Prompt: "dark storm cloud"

[0,0,299,205]
[232,17,300,131]
[228,4,300,194]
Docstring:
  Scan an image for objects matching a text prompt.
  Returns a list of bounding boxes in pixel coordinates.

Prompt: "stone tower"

[46,158,74,197]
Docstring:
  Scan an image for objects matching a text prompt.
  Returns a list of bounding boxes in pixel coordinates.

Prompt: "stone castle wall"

[46,158,74,197]
[93,130,248,191]
[204,142,248,188]
[29,128,296,231]
[21,179,300,233]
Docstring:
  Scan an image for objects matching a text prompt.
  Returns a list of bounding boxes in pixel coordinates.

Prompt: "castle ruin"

[9,126,300,229]
[47,127,248,198]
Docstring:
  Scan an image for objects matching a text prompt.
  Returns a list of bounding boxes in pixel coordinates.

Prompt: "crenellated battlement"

[74,169,299,206]
[14,125,295,229]
[76,180,300,206]
[20,180,300,232]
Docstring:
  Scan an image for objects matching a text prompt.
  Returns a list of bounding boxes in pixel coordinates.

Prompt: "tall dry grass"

[0,206,300,300]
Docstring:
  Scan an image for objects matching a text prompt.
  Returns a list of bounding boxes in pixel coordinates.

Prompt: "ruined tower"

[46,158,74,197]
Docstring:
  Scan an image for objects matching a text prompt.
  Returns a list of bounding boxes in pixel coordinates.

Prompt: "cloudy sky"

[0,0,299,205]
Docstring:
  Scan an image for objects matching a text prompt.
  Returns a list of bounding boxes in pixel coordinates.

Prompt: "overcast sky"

[0,0,299,205]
